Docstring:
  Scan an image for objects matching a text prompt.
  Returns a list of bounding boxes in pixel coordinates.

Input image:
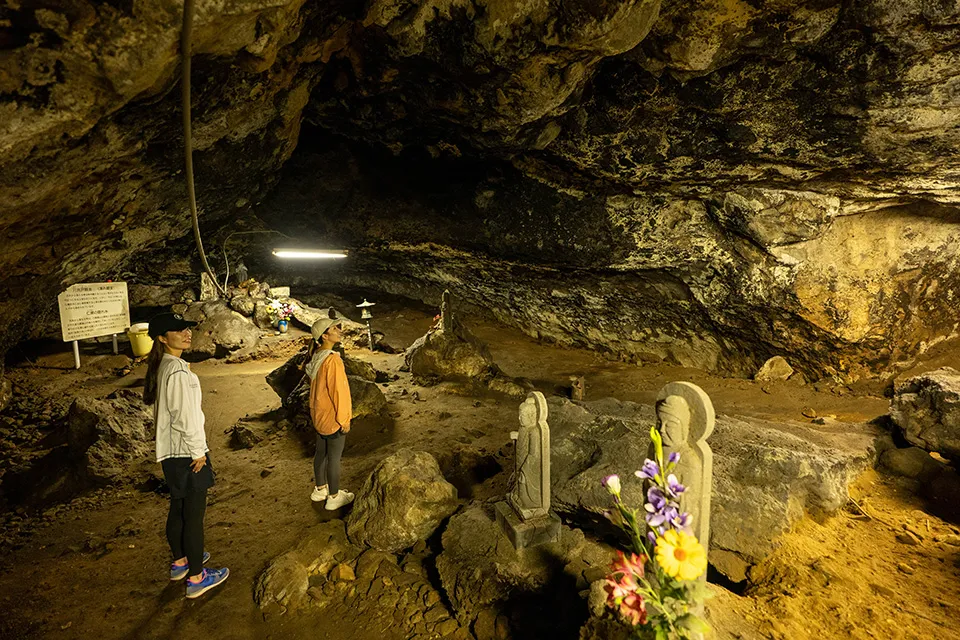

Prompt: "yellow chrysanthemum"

[655,529,707,581]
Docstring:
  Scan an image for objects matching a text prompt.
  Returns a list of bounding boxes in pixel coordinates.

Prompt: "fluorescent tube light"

[272,249,348,260]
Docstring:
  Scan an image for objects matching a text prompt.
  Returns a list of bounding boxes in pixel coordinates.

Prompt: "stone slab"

[494,501,561,550]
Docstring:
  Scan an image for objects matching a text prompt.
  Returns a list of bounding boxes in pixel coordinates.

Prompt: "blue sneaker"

[170,551,211,581]
[185,567,229,599]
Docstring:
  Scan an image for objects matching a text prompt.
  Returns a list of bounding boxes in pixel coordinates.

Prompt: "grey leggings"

[314,430,345,494]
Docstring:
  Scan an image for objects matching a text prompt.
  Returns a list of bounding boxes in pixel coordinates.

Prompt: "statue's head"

[656,395,690,446]
[519,397,537,428]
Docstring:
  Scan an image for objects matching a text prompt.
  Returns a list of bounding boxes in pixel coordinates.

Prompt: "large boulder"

[66,389,154,485]
[547,397,880,581]
[890,368,960,459]
[404,322,499,384]
[346,449,458,553]
[266,349,388,427]
[182,301,261,357]
[228,293,257,317]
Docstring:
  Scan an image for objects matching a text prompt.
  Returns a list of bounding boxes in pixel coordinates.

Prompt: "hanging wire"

[219,229,293,290]
[181,0,226,298]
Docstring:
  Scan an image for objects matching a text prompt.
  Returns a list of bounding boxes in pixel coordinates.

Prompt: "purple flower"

[652,505,681,527]
[635,460,660,481]
[668,452,680,465]
[666,474,686,496]
[647,531,658,545]
[671,512,692,530]
[646,486,667,511]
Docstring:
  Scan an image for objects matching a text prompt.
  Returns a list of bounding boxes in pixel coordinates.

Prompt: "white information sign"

[58,282,131,342]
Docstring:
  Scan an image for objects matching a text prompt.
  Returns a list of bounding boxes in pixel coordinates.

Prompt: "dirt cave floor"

[0,306,959,640]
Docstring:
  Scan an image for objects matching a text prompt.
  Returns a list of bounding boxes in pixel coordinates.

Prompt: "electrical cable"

[219,229,293,290]
[181,0,226,298]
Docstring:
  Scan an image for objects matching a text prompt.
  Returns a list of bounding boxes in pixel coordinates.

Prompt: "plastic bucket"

[127,322,153,357]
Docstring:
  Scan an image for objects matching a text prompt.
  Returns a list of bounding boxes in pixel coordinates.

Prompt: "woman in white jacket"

[143,312,229,599]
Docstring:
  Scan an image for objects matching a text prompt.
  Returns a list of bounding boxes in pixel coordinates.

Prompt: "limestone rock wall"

[2,0,960,379]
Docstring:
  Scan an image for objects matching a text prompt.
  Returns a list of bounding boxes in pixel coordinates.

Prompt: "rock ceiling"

[2,0,960,379]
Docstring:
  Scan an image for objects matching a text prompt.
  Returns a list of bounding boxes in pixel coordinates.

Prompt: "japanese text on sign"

[58,282,130,342]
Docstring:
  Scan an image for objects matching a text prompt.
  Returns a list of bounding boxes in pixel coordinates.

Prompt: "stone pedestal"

[495,501,561,550]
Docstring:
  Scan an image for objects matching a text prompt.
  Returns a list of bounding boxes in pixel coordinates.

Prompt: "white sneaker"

[310,486,329,502]
[325,490,355,511]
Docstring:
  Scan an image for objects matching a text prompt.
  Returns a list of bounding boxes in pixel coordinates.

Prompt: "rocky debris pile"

[0,379,73,503]
[227,421,263,450]
[890,367,960,460]
[345,450,459,553]
[436,504,613,639]
[222,280,382,347]
[546,397,881,582]
[266,348,388,431]
[255,521,470,638]
[66,389,154,486]
[1,386,157,510]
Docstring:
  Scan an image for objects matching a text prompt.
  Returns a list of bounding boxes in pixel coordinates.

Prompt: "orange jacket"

[308,352,352,435]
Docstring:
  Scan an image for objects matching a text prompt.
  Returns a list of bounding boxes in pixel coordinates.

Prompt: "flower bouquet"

[601,426,711,639]
[266,299,298,324]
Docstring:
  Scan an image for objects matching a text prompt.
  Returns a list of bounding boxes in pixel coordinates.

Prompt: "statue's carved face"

[657,395,690,446]
[519,398,537,427]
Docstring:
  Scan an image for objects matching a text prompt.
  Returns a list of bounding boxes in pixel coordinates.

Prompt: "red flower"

[619,592,647,625]
[604,551,648,626]
[610,550,646,579]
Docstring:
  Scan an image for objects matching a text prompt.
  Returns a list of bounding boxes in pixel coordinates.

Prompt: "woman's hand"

[191,455,207,473]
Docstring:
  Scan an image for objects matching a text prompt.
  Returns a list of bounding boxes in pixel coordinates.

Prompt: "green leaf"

[676,613,711,634]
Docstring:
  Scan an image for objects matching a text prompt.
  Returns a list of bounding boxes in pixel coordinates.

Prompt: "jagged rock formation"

[3,0,960,379]
[891,367,960,459]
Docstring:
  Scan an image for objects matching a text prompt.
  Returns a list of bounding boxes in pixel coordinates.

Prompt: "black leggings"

[166,489,207,577]
[314,430,345,495]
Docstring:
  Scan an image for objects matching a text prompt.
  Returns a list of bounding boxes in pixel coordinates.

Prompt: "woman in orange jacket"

[306,313,354,510]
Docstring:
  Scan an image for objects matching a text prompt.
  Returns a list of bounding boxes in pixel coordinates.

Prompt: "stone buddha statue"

[509,391,551,521]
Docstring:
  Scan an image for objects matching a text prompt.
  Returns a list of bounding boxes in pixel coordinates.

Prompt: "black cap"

[148,312,198,339]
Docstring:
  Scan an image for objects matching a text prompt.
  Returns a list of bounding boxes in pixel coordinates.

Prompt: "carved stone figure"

[570,375,585,401]
[509,391,551,520]
[440,289,453,334]
[496,390,560,549]
[653,381,715,558]
[235,261,249,285]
